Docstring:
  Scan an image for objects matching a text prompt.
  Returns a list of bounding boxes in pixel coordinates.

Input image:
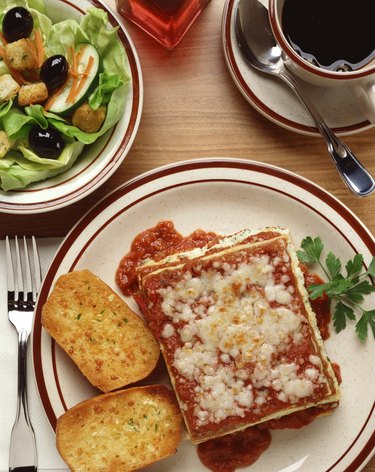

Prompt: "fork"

[6,236,41,472]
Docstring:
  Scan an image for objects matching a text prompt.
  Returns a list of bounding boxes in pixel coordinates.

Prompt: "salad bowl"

[0,0,142,213]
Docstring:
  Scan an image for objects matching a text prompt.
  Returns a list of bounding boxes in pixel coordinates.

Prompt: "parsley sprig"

[297,236,375,341]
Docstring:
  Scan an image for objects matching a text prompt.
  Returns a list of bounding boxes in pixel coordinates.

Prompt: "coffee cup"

[268,0,375,123]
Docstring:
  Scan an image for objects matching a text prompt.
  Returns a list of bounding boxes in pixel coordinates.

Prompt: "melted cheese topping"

[157,250,327,427]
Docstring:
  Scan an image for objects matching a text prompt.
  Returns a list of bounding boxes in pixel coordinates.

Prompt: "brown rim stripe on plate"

[51,340,69,415]
[341,429,375,472]
[327,405,375,472]
[223,0,371,135]
[33,159,375,469]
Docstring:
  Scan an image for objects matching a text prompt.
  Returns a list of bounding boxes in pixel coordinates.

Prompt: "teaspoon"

[235,0,375,197]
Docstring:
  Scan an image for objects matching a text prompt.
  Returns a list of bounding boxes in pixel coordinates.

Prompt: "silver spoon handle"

[279,69,375,197]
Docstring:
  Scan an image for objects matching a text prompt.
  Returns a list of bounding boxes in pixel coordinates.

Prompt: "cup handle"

[351,82,375,124]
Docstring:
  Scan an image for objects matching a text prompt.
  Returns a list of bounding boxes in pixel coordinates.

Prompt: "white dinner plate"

[222,0,374,136]
[33,158,375,471]
[0,0,143,214]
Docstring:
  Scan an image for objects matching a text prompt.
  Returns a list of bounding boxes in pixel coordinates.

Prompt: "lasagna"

[131,226,340,443]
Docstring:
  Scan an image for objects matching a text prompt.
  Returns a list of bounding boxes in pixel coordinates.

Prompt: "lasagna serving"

[119,224,340,443]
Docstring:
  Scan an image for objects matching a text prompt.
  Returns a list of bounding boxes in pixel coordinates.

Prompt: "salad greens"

[0,0,130,191]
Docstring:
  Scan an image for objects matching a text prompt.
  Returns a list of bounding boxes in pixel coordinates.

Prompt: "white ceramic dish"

[32,158,375,472]
[222,0,374,136]
[0,0,142,214]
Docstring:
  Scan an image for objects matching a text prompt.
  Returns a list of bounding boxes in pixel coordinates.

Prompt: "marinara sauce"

[116,221,282,297]
[116,221,339,471]
[197,427,271,472]
[116,220,219,296]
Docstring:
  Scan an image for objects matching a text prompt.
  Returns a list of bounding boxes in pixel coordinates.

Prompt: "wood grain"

[0,1,373,469]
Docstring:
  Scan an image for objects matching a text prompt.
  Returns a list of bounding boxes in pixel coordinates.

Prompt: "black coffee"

[282,0,375,71]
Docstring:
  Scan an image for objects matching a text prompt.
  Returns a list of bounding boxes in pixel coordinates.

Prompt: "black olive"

[29,125,65,159]
[2,7,34,43]
[40,55,69,92]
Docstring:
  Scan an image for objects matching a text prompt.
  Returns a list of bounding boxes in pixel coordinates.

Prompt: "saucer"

[222,0,373,136]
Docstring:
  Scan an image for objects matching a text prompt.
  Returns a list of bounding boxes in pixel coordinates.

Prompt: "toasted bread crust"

[18,82,48,106]
[0,73,20,104]
[4,38,39,70]
[56,385,182,472]
[41,270,160,392]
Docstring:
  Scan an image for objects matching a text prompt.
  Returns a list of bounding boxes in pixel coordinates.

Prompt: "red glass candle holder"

[116,0,210,49]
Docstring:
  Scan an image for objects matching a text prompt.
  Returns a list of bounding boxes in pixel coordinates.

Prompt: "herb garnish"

[297,236,375,341]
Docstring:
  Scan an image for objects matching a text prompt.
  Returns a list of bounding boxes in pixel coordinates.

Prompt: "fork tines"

[6,236,42,307]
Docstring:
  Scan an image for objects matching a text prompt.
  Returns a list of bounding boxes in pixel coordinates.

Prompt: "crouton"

[4,39,39,70]
[0,73,20,103]
[0,131,13,158]
[18,82,48,107]
[41,270,160,392]
[71,103,106,133]
[56,385,182,472]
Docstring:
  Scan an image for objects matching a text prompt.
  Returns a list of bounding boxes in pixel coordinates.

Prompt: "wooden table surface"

[1,0,374,470]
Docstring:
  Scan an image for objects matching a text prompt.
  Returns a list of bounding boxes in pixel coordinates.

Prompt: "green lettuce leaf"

[0,154,15,169]
[0,140,84,191]
[0,0,47,13]
[0,60,9,75]
[2,105,49,140]
[45,19,88,57]
[47,84,127,144]
[46,7,130,109]
[89,72,124,110]
[29,5,52,39]
[0,99,13,119]
[27,0,45,12]
[17,144,72,168]
[80,8,129,79]
[0,0,35,11]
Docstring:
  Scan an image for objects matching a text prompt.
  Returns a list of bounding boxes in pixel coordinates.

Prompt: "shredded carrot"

[0,32,7,45]
[0,45,4,57]
[65,75,79,104]
[44,95,57,111]
[69,47,76,74]
[24,69,40,82]
[33,30,44,67]
[65,46,86,104]
[44,81,67,111]
[70,55,94,100]
[65,51,79,103]
[13,70,29,85]
[9,68,28,85]
[43,45,93,110]
[23,38,39,68]
[75,47,85,66]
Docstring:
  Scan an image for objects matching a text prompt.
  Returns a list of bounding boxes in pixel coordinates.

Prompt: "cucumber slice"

[48,43,101,116]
